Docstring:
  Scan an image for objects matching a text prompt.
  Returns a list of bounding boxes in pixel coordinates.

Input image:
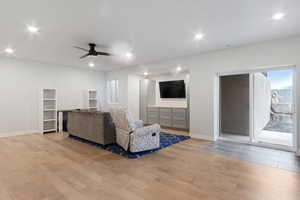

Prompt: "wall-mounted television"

[159,80,186,98]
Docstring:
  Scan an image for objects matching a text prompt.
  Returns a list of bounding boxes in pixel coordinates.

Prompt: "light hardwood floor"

[0,133,299,200]
[161,128,189,136]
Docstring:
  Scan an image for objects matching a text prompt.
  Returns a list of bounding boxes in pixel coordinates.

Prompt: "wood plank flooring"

[160,128,190,136]
[0,133,299,200]
[203,140,300,172]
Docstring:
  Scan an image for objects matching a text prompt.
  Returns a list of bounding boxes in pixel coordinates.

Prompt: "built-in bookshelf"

[88,90,98,109]
[42,89,57,133]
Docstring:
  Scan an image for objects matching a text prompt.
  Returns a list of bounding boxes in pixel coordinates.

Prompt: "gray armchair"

[110,108,160,153]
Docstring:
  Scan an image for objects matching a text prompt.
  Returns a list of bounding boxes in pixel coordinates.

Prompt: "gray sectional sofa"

[68,110,116,145]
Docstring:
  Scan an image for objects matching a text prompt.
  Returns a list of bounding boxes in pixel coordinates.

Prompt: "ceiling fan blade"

[74,46,89,52]
[80,53,89,59]
[97,51,111,56]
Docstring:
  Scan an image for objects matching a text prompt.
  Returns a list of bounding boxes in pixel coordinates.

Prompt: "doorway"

[217,66,297,151]
[219,74,250,142]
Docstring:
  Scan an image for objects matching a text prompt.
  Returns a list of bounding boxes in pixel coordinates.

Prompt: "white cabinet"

[41,89,57,133]
[88,90,98,109]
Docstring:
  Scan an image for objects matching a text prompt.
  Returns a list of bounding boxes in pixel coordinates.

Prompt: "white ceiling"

[1,0,300,71]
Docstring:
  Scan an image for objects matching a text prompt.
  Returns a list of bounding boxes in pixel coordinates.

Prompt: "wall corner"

[190,132,215,141]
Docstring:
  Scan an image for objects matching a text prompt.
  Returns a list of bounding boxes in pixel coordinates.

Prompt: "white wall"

[128,75,140,119]
[0,57,105,136]
[133,36,300,153]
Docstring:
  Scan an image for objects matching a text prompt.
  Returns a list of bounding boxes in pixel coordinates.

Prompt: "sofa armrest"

[132,124,160,137]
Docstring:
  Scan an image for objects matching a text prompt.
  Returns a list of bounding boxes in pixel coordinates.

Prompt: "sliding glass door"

[218,67,296,151]
[252,69,295,149]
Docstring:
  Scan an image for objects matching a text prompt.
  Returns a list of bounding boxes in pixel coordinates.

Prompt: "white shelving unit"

[42,89,57,133]
[88,90,98,109]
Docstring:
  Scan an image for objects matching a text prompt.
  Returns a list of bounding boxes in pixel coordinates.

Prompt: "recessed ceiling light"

[272,12,285,20]
[5,47,14,54]
[176,66,182,72]
[143,72,149,76]
[27,25,39,34]
[89,62,95,68]
[125,52,133,59]
[194,33,204,41]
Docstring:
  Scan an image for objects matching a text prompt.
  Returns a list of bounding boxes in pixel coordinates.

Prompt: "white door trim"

[249,73,255,143]
[218,64,296,76]
[292,67,298,152]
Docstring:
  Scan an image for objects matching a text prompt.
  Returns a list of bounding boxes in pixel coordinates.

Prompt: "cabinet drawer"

[148,107,159,113]
[148,112,159,118]
[160,108,172,113]
[148,116,159,124]
[172,119,187,129]
[160,118,172,127]
[160,109,172,119]
[173,109,187,120]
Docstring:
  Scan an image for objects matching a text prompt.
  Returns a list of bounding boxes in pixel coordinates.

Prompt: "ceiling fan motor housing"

[89,43,98,56]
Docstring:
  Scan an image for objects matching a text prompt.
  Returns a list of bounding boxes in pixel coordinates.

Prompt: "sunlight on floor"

[257,130,293,147]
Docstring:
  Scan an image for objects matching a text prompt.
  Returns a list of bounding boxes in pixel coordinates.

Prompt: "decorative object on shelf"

[41,89,57,133]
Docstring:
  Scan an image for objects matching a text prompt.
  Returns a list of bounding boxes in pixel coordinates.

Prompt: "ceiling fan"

[74,43,111,59]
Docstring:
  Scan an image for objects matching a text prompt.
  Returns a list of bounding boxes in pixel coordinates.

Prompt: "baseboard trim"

[0,130,40,138]
[190,133,214,141]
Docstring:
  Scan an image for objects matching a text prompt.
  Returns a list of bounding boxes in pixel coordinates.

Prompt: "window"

[107,80,119,104]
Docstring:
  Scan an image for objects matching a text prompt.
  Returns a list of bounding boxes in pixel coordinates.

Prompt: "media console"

[146,105,189,130]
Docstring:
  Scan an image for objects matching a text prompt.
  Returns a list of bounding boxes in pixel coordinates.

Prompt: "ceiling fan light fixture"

[75,43,111,59]
[88,62,95,68]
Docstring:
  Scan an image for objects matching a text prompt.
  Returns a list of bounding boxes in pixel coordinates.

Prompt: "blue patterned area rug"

[69,133,190,159]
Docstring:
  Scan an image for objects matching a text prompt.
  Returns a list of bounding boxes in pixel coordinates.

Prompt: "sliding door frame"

[214,65,297,152]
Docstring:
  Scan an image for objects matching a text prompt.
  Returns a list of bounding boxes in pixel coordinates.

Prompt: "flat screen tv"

[159,80,186,98]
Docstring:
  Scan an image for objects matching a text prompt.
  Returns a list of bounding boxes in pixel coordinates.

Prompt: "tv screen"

[159,80,186,98]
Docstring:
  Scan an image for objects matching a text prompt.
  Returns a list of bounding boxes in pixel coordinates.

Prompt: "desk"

[57,109,77,132]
